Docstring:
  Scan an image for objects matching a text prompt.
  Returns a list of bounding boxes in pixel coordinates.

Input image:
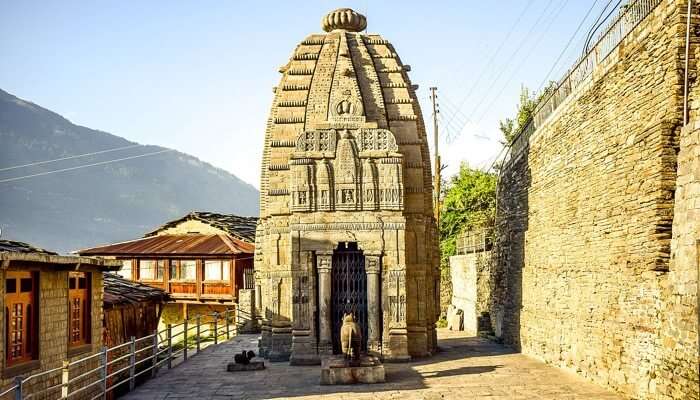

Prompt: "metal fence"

[0,308,249,400]
[508,0,663,161]
[456,228,494,255]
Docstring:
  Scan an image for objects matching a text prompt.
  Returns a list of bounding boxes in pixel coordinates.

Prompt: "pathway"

[123,329,622,400]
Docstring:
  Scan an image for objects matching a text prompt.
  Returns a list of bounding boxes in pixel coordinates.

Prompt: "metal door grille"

[331,243,368,353]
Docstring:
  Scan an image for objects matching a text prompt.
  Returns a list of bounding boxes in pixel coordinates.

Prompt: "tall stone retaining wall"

[492,1,699,398]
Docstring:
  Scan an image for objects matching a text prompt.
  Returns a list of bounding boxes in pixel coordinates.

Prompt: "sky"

[1,0,613,188]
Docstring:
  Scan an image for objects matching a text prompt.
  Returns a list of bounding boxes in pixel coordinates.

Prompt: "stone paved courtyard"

[122,329,622,400]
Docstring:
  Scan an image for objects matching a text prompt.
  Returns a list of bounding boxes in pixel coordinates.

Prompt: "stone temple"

[255,8,440,363]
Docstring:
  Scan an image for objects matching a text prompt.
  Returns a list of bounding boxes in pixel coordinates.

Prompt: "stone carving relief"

[289,128,403,213]
[292,274,310,329]
[294,129,338,155]
[387,270,406,324]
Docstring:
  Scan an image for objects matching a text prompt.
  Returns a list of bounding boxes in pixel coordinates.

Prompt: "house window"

[170,260,197,281]
[68,272,91,347]
[204,260,231,281]
[138,260,163,281]
[5,271,38,366]
[118,260,133,280]
[243,267,255,289]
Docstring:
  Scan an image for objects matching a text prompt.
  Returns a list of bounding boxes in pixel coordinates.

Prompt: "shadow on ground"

[122,330,518,400]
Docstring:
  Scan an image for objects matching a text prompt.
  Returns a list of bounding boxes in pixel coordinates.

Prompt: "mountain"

[0,89,259,253]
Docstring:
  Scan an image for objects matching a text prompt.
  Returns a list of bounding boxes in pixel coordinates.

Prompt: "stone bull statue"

[340,312,362,361]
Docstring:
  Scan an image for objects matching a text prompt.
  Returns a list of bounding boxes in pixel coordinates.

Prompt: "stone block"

[227,361,265,372]
[320,355,386,385]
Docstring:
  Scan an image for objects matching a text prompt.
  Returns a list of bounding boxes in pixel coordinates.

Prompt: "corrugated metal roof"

[145,212,258,243]
[79,234,254,256]
[103,273,168,307]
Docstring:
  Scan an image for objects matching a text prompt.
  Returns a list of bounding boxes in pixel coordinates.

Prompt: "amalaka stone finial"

[322,8,367,32]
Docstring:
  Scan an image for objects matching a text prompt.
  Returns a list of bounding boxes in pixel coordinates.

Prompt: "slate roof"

[1,239,120,270]
[103,273,168,307]
[0,240,57,255]
[80,234,254,256]
[145,212,258,243]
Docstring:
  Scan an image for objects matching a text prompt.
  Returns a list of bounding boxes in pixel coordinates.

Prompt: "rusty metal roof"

[79,234,254,256]
[103,273,168,307]
[145,212,258,243]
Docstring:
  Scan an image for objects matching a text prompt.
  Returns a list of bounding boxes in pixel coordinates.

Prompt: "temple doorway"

[331,242,368,353]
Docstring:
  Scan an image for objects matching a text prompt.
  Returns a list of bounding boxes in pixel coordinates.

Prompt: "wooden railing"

[0,308,253,400]
[507,0,663,163]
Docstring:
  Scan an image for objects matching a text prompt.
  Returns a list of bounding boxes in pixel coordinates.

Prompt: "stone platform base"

[227,361,265,371]
[320,355,386,385]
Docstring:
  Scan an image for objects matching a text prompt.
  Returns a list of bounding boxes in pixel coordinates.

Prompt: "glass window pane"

[119,260,132,279]
[181,260,196,280]
[157,260,166,280]
[222,261,230,281]
[140,260,156,280]
[169,260,178,280]
[204,260,222,281]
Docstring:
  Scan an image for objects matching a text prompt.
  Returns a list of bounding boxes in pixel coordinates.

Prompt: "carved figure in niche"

[342,189,354,203]
[340,312,362,361]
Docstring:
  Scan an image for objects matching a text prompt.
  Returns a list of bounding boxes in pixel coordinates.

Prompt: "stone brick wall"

[0,267,104,398]
[492,1,699,398]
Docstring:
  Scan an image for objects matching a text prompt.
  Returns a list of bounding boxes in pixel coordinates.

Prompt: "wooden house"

[79,212,257,322]
[0,240,120,397]
[102,273,168,348]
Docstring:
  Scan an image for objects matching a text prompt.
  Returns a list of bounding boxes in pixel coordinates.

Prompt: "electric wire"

[463,0,556,124]
[0,148,175,183]
[582,0,621,54]
[473,0,571,126]
[0,144,142,172]
[535,0,602,93]
[444,0,536,130]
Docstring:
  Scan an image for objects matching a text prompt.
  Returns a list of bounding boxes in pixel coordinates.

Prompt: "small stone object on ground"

[446,305,463,331]
[226,360,265,372]
[234,350,256,365]
[227,350,265,372]
[320,354,385,385]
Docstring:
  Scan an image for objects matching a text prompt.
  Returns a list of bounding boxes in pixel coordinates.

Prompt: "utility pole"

[429,87,441,229]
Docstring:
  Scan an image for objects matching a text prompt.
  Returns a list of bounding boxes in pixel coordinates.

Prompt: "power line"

[0,144,142,172]
[446,0,556,144]
[465,0,556,122]
[444,0,536,130]
[535,0,602,93]
[473,0,571,126]
[0,148,174,184]
[582,0,621,54]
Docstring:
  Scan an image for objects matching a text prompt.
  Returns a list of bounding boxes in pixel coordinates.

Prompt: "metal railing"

[0,308,251,400]
[507,0,663,162]
[456,227,494,255]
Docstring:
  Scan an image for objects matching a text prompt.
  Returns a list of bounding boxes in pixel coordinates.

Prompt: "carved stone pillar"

[317,251,333,355]
[365,251,382,355]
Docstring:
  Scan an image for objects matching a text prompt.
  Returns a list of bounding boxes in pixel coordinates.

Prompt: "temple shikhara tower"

[255,8,439,363]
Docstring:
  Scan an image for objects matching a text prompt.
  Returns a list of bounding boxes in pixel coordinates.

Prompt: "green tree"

[499,82,557,144]
[439,163,497,269]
